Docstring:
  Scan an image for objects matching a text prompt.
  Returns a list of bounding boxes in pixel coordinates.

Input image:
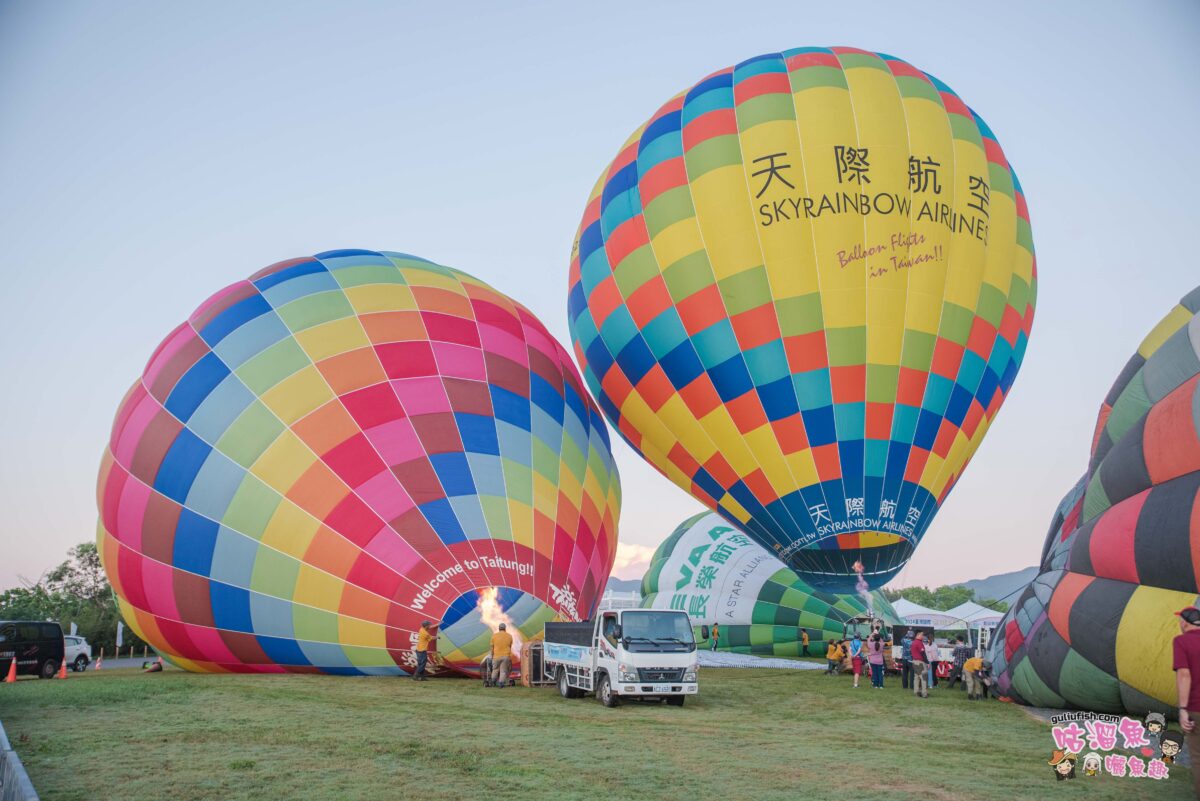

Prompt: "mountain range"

[604,577,642,594]
[953,566,1039,604]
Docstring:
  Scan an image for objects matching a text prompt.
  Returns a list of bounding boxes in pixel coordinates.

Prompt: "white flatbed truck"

[542,608,699,707]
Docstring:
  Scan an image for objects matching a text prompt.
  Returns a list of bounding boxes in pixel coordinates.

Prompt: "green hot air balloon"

[640,511,897,656]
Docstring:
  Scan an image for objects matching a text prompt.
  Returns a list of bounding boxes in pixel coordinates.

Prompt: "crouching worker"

[490,623,514,688]
[825,640,843,674]
[963,655,985,699]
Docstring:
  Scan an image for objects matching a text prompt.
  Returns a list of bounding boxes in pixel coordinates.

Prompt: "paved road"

[85,657,163,671]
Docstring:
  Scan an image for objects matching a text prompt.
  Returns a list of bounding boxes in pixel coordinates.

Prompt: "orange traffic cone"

[93,656,102,671]
[4,659,16,683]
[57,660,68,679]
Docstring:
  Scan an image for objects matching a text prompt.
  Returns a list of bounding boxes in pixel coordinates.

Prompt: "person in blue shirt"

[848,634,865,688]
[900,631,914,690]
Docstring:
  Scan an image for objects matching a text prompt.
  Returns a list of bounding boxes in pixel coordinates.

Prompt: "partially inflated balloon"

[990,288,1200,715]
[97,250,620,675]
[640,512,897,655]
[568,47,1035,590]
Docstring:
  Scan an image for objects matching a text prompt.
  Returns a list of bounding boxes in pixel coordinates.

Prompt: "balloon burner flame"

[478,587,522,659]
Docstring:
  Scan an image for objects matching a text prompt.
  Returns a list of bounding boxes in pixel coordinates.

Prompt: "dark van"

[0,620,65,679]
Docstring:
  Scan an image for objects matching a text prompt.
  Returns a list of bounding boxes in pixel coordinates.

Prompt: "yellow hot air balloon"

[567,47,1035,591]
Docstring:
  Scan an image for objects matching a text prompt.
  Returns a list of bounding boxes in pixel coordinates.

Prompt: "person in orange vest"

[489,623,514,688]
[413,621,436,682]
[710,622,719,651]
[801,629,810,656]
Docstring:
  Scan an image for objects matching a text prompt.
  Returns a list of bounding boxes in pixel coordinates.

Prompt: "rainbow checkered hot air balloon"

[97,250,620,675]
[568,47,1036,591]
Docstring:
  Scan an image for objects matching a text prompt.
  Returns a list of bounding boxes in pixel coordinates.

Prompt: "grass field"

[0,666,1191,801]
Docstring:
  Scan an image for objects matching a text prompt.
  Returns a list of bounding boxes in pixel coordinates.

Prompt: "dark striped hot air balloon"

[990,287,1200,715]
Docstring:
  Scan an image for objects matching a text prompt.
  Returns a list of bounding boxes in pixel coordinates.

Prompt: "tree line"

[881,584,1009,613]
[1,542,148,654]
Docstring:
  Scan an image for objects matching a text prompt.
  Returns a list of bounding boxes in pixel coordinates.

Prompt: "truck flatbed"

[543,622,592,646]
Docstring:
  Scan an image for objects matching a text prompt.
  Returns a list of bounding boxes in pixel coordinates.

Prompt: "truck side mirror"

[700,625,710,641]
[612,625,622,641]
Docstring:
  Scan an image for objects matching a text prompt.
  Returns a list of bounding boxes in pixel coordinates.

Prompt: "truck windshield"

[620,611,695,653]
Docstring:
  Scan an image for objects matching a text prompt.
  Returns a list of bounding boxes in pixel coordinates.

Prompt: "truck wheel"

[597,674,620,708]
[666,696,686,707]
[73,656,88,672]
[39,659,57,679]
[557,669,582,699]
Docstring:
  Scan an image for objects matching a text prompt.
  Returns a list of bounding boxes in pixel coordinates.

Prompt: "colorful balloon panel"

[97,250,621,675]
[639,511,897,656]
[990,287,1200,715]
[568,48,1036,590]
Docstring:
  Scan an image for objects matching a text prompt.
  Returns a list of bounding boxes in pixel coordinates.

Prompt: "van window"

[40,624,60,640]
[17,624,40,641]
[0,625,12,643]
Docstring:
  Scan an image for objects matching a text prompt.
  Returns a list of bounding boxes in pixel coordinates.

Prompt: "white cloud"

[611,542,657,580]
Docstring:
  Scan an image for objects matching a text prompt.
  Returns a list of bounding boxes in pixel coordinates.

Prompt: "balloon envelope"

[640,511,898,655]
[990,287,1200,715]
[98,250,621,675]
[569,47,1035,590]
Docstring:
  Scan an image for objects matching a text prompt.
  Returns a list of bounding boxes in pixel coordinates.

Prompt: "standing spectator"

[947,635,973,690]
[927,637,941,688]
[710,622,719,651]
[867,632,886,689]
[801,629,810,656]
[910,630,929,698]
[844,633,864,685]
[413,620,436,682]
[848,633,864,688]
[1172,605,1200,798]
[899,630,914,690]
[825,640,843,674]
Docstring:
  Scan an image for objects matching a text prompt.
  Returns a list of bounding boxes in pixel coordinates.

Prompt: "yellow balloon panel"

[569,47,1036,590]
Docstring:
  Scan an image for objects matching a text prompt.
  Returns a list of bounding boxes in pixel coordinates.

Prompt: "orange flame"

[478,587,522,661]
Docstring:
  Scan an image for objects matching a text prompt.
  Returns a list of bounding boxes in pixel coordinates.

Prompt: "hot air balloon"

[568,47,1035,591]
[640,512,897,655]
[97,250,621,675]
[989,287,1200,715]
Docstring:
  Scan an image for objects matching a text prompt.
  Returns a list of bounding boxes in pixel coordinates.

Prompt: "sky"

[1,0,1197,592]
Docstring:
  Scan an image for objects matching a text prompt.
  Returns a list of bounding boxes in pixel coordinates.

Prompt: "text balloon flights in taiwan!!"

[97,250,621,675]
[568,47,1036,591]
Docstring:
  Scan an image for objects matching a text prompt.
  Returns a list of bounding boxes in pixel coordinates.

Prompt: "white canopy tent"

[945,601,1005,628]
[891,598,1004,655]
[891,598,968,629]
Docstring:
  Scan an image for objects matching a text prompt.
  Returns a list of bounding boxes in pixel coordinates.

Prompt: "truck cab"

[542,608,699,707]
